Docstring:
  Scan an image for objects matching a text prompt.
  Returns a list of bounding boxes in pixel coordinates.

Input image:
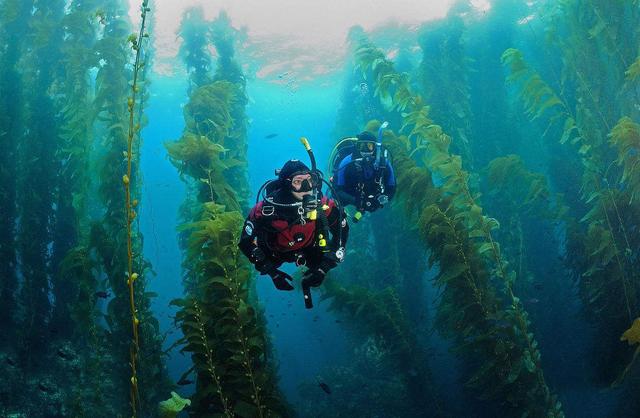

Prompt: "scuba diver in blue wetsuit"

[330,122,396,222]
[238,138,349,309]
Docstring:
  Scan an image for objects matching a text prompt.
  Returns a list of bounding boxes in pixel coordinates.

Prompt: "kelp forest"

[0,0,639,417]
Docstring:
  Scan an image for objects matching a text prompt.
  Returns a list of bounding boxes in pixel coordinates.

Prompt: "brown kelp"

[418,15,473,169]
[168,9,288,417]
[321,281,444,416]
[0,0,31,345]
[502,44,640,386]
[354,40,564,416]
[92,1,170,415]
[16,0,65,364]
[123,1,152,414]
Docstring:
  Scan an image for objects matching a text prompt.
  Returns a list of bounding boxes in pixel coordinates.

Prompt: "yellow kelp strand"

[124,1,151,416]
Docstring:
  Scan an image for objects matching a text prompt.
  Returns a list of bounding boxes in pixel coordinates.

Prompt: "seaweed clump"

[353,40,564,417]
[167,9,288,417]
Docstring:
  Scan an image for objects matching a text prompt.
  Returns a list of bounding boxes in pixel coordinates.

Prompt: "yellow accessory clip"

[318,233,327,247]
[354,211,363,221]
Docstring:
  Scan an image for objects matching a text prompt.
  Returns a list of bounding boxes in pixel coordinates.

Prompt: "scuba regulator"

[353,121,389,222]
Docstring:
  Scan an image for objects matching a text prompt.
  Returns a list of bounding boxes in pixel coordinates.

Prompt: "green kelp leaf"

[621,318,640,345]
[507,358,523,384]
[560,117,577,144]
[534,96,562,119]
[478,242,493,255]
[466,359,496,387]
[523,350,536,373]
[437,263,468,285]
[234,400,259,418]
[484,217,500,231]
[625,56,640,82]
[588,19,607,39]
[578,144,591,155]
[158,391,191,418]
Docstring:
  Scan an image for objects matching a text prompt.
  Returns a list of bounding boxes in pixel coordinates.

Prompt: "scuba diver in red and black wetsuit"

[238,138,348,309]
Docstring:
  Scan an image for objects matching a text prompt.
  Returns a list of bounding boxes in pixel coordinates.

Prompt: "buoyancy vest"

[250,197,335,253]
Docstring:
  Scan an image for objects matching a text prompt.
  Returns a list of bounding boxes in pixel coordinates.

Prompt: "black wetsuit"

[238,188,349,275]
[334,154,396,212]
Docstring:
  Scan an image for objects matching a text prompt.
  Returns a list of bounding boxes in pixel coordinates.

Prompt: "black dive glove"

[364,195,381,211]
[249,247,266,264]
[302,268,327,288]
[269,269,294,291]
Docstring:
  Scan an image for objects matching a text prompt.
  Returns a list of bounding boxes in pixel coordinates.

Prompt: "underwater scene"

[1,0,640,416]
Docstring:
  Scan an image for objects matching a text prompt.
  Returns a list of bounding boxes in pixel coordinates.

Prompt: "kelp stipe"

[0,0,31,347]
[15,0,66,366]
[321,281,446,416]
[503,47,640,386]
[167,9,288,417]
[355,40,564,416]
[417,16,473,169]
[123,1,152,414]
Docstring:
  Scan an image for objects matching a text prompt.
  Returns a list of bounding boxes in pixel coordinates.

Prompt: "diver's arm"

[238,205,278,274]
[238,206,260,260]
[334,160,358,207]
[335,188,356,206]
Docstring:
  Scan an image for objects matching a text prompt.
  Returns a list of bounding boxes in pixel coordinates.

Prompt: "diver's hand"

[364,196,381,211]
[256,258,279,275]
[269,269,294,291]
[302,195,318,212]
[302,268,326,288]
[249,247,266,264]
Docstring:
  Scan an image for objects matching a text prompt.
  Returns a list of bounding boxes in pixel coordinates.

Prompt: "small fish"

[264,133,278,139]
[57,349,74,360]
[6,357,16,366]
[334,319,342,323]
[533,283,543,291]
[177,378,193,386]
[316,377,331,394]
[38,383,53,393]
[527,298,540,304]
[95,291,110,299]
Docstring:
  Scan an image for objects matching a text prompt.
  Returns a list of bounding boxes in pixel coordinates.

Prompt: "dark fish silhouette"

[177,378,193,386]
[57,349,74,360]
[38,383,53,393]
[95,291,110,299]
[264,133,278,139]
[316,377,331,394]
[319,382,331,394]
[5,357,16,366]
